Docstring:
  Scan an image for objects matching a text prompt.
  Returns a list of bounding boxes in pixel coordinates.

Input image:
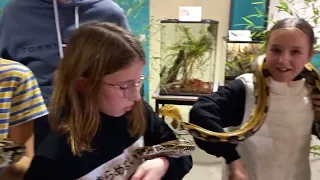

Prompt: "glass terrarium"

[224,39,264,84]
[159,19,218,96]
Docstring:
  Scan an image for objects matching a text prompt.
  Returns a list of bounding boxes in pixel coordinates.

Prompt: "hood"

[43,0,104,6]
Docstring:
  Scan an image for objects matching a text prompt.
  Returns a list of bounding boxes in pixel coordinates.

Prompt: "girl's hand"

[131,157,169,180]
[228,159,249,180]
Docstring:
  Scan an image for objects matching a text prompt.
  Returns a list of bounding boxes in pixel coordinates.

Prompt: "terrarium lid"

[160,19,219,24]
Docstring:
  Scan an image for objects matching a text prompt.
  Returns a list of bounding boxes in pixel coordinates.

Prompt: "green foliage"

[310,145,320,156]
[225,1,268,77]
[241,0,320,47]
[225,43,264,77]
[226,0,320,78]
[160,24,215,86]
[113,0,147,19]
[113,0,149,38]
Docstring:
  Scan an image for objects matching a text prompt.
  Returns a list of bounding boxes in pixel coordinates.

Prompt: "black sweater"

[24,102,192,180]
[189,79,320,165]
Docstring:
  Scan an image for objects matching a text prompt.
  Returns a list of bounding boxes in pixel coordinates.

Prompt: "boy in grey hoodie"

[0,0,130,149]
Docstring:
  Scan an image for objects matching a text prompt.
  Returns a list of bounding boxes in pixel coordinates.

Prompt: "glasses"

[104,80,143,99]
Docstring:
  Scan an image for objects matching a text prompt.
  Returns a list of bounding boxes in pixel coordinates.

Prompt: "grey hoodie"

[0,0,130,104]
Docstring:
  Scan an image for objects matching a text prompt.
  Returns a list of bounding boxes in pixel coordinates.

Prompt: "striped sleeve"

[9,67,48,126]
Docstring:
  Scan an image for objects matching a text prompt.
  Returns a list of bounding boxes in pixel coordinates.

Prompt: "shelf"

[223,37,263,44]
[160,19,219,24]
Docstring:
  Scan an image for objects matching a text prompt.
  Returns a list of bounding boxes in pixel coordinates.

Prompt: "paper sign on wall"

[179,6,202,22]
[228,30,252,42]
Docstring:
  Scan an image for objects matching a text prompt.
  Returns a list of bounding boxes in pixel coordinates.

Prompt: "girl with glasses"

[24,22,192,180]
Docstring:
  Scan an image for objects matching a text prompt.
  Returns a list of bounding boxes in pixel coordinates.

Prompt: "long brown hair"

[50,22,146,156]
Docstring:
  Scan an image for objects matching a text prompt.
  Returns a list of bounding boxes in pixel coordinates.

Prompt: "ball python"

[134,139,195,159]
[157,55,320,144]
[0,139,25,168]
[0,137,194,164]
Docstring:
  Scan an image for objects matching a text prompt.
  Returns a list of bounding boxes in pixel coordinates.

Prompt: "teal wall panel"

[114,0,150,102]
[0,0,9,16]
[311,53,320,71]
[229,0,268,30]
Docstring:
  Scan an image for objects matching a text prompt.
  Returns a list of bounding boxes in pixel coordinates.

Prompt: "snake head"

[158,105,183,130]
[302,63,320,91]
[158,105,182,120]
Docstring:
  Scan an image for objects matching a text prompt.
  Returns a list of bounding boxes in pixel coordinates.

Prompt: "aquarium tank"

[159,19,218,96]
[224,39,264,84]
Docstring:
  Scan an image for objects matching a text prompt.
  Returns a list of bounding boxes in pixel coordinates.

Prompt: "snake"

[0,137,194,165]
[3,56,319,162]
[135,139,196,159]
[0,139,25,168]
[156,54,320,144]
[0,138,194,165]
[0,130,194,165]
[5,58,320,161]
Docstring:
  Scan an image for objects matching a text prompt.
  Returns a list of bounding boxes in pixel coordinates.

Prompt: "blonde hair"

[50,22,146,156]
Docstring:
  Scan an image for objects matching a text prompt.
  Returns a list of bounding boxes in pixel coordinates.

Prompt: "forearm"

[227,159,248,179]
[193,138,240,164]
[228,159,244,170]
[163,156,192,180]
[3,121,35,179]
[0,156,32,179]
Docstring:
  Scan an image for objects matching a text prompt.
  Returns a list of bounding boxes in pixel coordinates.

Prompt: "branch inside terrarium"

[160,24,215,94]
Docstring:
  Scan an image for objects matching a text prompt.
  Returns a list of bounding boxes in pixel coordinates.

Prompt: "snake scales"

[0,139,25,168]
[151,55,320,149]
[4,60,320,163]
[0,138,194,168]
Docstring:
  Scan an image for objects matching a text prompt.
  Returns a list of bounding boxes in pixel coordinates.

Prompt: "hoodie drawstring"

[53,0,79,59]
